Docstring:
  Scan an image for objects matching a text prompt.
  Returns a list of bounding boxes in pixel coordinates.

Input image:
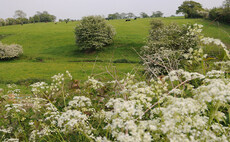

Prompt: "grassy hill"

[0,17,230,86]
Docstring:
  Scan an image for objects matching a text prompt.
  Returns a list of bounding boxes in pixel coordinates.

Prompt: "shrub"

[149,19,164,30]
[142,20,229,77]
[147,22,200,51]
[74,16,116,51]
[0,42,23,59]
[209,7,230,24]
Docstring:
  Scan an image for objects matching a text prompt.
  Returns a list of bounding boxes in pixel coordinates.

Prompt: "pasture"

[0,17,230,86]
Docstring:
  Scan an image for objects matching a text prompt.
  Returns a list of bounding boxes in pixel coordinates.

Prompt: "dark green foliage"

[140,12,149,18]
[113,59,137,63]
[151,11,164,18]
[29,11,56,23]
[149,19,164,30]
[74,16,116,51]
[209,7,230,24]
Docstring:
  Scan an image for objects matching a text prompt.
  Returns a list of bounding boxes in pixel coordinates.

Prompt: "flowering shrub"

[0,68,230,141]
[142,21,229,77]
[0,42,23,60]
[74,16,116,51]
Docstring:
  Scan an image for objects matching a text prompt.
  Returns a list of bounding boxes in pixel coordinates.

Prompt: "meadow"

[0,17,230,87]
[1,17,230,142]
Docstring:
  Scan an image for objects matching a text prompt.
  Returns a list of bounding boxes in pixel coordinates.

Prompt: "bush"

[0,42,23,59]
[149,19,164,30]
[209,7,230,24]
[147,22,200,51]
[74,16,116,51]
[142,20,229,77]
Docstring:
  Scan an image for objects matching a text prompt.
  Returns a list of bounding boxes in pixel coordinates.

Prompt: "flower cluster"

[0,42,23,59]
[1,70,230,141]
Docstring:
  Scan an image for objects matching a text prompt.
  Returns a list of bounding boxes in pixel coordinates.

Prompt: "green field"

[0,17,230,86]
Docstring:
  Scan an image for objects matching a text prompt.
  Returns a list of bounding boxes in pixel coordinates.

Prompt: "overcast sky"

[0,0,224,20]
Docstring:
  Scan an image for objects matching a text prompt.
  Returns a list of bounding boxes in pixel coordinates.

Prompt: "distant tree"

[120,13,127,19]
[14,10,27,19]
[33,14,40,23]
[59,19,63,22]
[223,0,230,8]
[31,11,56,23]
[176,1,204,18]
[0,18,5,26]
[14,10,27,25]
[64,18,70,24]
[29,17,35,23]
[151,11,163,17]
[5,18,16,25]
[127,12,135,19]
[108,12,121,20]
[140,12,149,18]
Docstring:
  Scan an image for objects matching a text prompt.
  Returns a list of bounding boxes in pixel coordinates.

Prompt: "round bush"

[0,42,23,59]
[74,16,116,51]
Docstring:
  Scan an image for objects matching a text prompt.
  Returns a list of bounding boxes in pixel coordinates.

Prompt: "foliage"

[176,1,204,18]
[209,7,230,24]
[14,10,27,19]
[5,18,16,26]
[0,18,5,27]
[107,12,136,20]
[149,19,164,31]
[0,17,229,84]
[29,11,56,23]
[0,42,23,59]
[147,22,200,51]
[151,11,164,18]
[142,20,229,77]
[0,67,230,141]
[140,12,149,18]
[74,16,116,51]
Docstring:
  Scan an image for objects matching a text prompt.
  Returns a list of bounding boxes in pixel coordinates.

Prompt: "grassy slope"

[0,17,230,85]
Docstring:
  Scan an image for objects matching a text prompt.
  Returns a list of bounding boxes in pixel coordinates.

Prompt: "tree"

[64,18,70,24]
[0,18,5,26]
[5,18,16,25]
[29,17,34,23]
[223,0,230,8]
[151,11,163,17]
[107,13,121,20]
[74,16,116,51]
[176,1,204,18]
[14,10,27,25]
[120,13,127,19]
[127,12,135,19]
[140,12,149,18]
[33,14,40,23]
[14,10,27,19]
[31,11,56,23]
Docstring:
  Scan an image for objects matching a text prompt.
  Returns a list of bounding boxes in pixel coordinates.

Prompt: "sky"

[0,0,224,20]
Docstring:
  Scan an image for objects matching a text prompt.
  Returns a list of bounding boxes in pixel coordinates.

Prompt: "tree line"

[106,11,164,20]
[176,0,230,24]
[0,10,56,26]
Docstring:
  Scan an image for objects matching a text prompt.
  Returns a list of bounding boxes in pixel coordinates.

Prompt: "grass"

[0,17,230,85]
